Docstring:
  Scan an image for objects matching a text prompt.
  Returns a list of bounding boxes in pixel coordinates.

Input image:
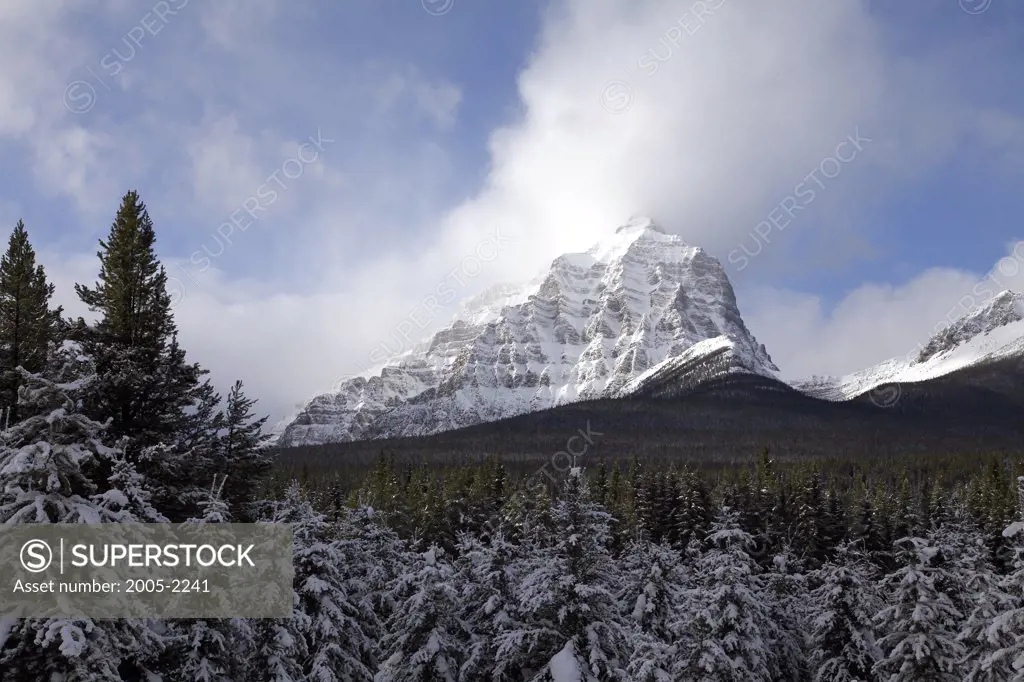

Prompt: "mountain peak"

[587,217,689,265]
[917,290,1024,363]
[988,289,1024,314]
[278,217,773,447]
[615,216,669,235]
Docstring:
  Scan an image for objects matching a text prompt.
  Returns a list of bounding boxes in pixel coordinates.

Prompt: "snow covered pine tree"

[0,343,166,679]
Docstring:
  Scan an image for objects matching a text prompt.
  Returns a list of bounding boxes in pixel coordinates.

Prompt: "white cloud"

[197,0,283,52]
[0,0,152,217]
[412,80,463,130]
[30,126,125,216]
[374,67,464,130]
[187,115,268,214]
[388,0,1011,297]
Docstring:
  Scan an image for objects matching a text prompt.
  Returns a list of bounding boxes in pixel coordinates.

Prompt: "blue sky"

[1,0,1022,423]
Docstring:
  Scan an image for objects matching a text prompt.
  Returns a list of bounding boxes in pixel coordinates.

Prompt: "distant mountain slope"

[795,291,1024,402]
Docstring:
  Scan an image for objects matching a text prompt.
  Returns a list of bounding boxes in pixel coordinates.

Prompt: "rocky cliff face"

[277,217,776,446]
[917,290,1024,363]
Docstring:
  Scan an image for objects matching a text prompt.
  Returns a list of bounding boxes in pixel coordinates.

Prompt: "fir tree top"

[0,220,63,419]
[75,190,176,349]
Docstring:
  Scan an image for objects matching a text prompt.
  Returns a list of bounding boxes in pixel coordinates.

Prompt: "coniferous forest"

[1,191,1024,681]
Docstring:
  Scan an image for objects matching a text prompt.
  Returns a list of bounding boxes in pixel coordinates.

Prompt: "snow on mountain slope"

[617,335,779,397]
[277,217,776,446]
[795,290,1024,401]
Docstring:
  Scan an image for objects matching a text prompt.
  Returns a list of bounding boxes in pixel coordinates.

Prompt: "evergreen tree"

[169,618,250,682]
[278,482,378,681]
[796,470,827,566]
[0,618,141,682]
[953,518,1017,682]
[168,478,253,682]
[821,486,849,556]
[657,472,682,546]
[873,537,965,681]
[676,467,713,550]
[764,549,811,680]
[0,352,120,523]
[249,487,310,682]
[892,472,919,540]
[501,468,630,680]
[217,379,271,520]
[376,545,467,681]
[74,190,209,519]
[178,380,224,476]
[0,344,165,679]
[605,462,628,548]
[852,494,886,568]
[671,506,786,681]
[92,442,168,523]
[634,471,656,542]
[250,614,307,682]
[767,482,795,555]
[619,539,688,642]
[593,458,608,506]
[455,530,524,681]
[0,220,62,424]
[982,478,1024,680]
[364,453,402,519]
[808,544,883,682]
[619,540,689,682]
[341,502,408,639]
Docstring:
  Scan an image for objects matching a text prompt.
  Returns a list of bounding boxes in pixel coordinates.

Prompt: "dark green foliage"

[217,380,271,520]
[0,220,62,423]
[278,445,1024,581]
[74,191,203,446]
[74,191,212,518]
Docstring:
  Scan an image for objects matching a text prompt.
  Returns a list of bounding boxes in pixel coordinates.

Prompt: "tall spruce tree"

[873,537,965,681]
[620,539,689,681]
[455,530,525,681]
[809,544,883,682]
[0,350,116,524]
[217,380,271,520]
[74,190,210,519]
[168,481,254,682]
[953,519,1016,682]
[376,545,467,681]
[981,478,1024,680]
[501,468,631,679]
[0,220,62,423]
[277,481,379,681]
[672,506,790,681]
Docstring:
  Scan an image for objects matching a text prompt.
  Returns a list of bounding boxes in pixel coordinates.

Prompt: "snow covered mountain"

[277,217,777,446]
[795,290,1024,402]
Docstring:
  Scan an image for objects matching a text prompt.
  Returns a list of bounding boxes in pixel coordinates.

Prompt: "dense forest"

[1,191,1024,680]
[265,448,1024,680]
